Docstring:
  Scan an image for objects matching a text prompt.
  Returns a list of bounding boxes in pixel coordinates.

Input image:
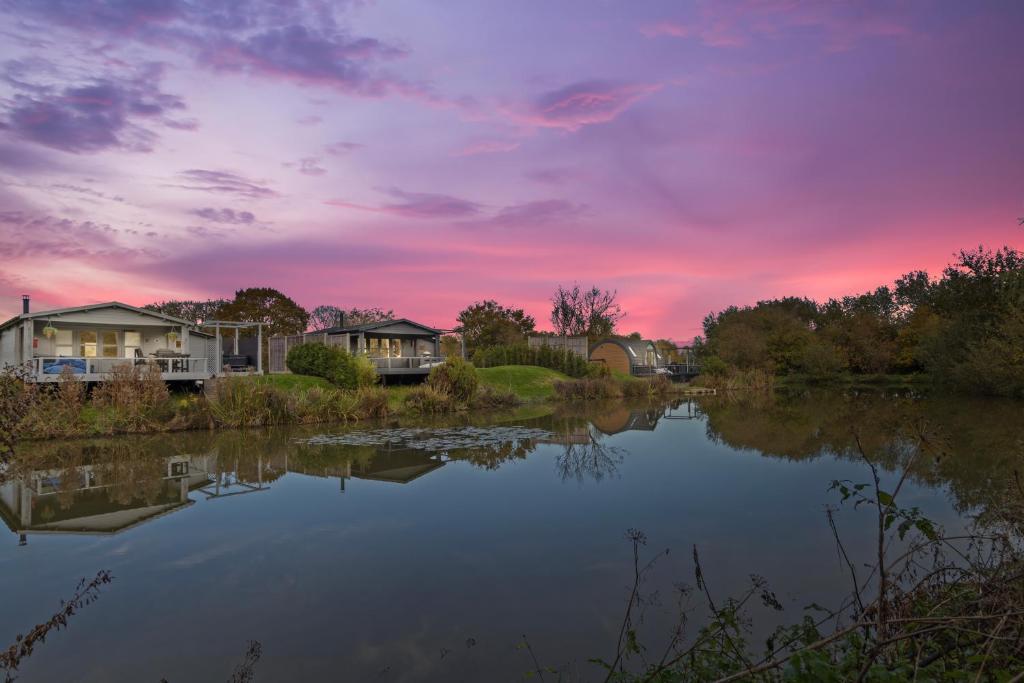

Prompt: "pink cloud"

[327,188,483,219]
[451,139,521,157]
[508,81,662,131]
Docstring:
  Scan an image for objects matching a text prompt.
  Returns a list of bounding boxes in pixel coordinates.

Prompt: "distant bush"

[472,384,521,410]
[585,362,611,379]
[472,343,589,378]
[91,363,171,432]
[354,386,390,419]
[620,375,674,399]
[205,377,292,427]
[553,377,622,400]
[427,357,479,402]
[286,342,373,389]
[402,385,458,414]
[700,356,730,377]
[352,354,379,388]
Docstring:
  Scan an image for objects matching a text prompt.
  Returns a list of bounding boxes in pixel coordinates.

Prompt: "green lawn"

[255,366,571,403]
[477,365,571,400]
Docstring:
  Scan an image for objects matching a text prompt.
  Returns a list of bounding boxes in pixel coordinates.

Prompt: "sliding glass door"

[79,331,119,358]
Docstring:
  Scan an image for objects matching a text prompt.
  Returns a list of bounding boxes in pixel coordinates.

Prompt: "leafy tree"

[455,300,535,353]
[217,287,309,337]
[308,305,395,331]
[550,284,624,340]
[144,299,229,324]
[439,334,462,357]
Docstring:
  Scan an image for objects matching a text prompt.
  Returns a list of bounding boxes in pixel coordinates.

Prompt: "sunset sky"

[1,0,1021,340]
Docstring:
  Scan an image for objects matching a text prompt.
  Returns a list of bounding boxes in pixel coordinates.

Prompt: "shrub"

[286,343,335,377]
[427,357,479,402]
[205,377,290,427]
[552,378,622,400]
[402,385,458,414]
[292,387,359,424]
[92,362,169,410]
[352,354,379,388]
[585,362,611,379]
[472,384,521,409]
[91,363,171,432]
[286,342,364,389]
[354,386,390,419]
[472,343,590,378]
[700,355,730,377]
[620,375,674,398]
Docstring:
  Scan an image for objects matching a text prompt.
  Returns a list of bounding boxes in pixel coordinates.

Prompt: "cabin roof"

[591,337,657,359]
[0,301,199,332]
[316,318,443,336]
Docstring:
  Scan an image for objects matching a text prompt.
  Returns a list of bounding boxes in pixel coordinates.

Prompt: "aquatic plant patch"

[300,426,554,452]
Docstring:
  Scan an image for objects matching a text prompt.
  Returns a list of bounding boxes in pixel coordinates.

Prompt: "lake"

[1,391,1021,682]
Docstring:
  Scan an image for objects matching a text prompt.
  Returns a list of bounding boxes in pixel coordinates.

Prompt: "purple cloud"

[451,138,520,157]
[489,199,587,228]
[52,184,125,202]
[2,75,188,153]
[0,141,68,172]
[173,169,277,198]
[0,212,157,261]
[324,140,363,155]
[191,207,256,224]
[298,156,326,176]
[200,24,406,95]
[512,81,661,131]
[639,2,909,51]
[328,187,483,219]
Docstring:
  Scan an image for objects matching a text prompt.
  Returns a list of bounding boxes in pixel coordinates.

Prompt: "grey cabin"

[269,318,444,377]
[0,297,259,382]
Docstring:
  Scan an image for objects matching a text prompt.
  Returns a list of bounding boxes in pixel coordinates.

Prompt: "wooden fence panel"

[528,335,589,359]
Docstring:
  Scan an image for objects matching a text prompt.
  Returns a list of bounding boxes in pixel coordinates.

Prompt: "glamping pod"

[588,338,661,376]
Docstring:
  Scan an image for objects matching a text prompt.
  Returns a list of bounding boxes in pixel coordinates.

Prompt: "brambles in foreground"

[0,366,38,467]
[541,424,1024,682]
[1,571,113,683]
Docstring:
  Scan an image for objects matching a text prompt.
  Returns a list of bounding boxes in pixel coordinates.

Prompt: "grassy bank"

[477,365,570,400]
[6,361,714,442]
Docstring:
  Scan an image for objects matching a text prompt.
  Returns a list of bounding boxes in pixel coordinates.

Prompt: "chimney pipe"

[337,311,345,328]
[22,294,29,315]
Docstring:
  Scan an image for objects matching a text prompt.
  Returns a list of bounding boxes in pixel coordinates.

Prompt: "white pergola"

[201,320,264,375]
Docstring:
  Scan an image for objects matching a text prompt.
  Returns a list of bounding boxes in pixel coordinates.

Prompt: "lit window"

[55,329,72,357]
[80,331,97,357]
[627,347,637,357]
[124,331,141,358]
[101,331,118,358]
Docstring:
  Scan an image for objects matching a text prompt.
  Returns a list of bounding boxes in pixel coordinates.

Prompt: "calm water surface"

[1,391,1021,681]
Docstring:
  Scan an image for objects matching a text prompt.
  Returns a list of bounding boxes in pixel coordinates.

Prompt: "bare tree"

[550,283,625,339]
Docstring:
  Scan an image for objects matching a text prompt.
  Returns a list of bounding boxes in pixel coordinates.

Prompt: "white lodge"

[0,297,251,382]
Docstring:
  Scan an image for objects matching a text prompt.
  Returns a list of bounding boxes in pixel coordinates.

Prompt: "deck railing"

[31,357,209,379]
[370,356,445,371]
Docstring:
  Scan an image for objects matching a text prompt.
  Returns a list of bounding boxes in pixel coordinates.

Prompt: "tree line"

[145,282,683,359]
[697,246,1024,396]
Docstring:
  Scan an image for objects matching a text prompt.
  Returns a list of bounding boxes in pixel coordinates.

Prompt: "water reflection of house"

[0,454,218,543]
[286,448,445,491]
[591,406,664,435]
[350,450,445,484]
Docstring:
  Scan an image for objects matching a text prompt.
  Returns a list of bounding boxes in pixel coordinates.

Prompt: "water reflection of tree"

[697,389,1024,517]
[444,439,537,470]
[554,438,624,483]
